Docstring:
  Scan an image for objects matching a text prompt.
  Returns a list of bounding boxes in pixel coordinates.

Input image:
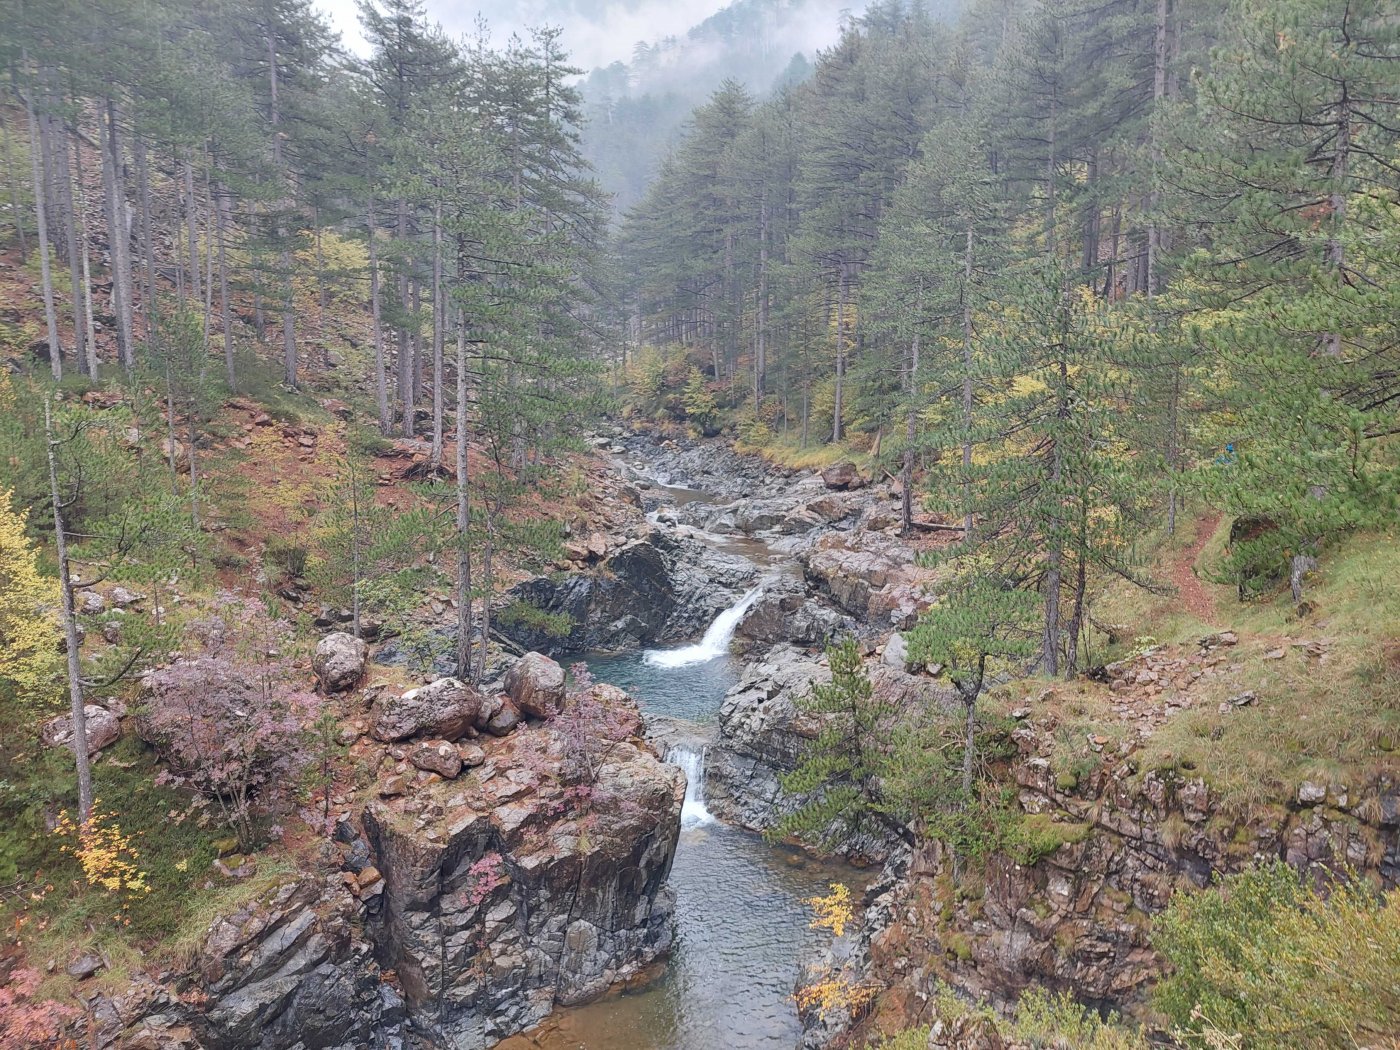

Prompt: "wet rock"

[370,678,483,742]
[734,574,853,652]
[42,705,120,755]
[504,652,566,719]
[364,714,683,1042]
[499,531,756,654]
[312,632,368,693]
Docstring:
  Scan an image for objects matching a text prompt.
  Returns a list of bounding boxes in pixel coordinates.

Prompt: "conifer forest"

[0,1,1397,1048]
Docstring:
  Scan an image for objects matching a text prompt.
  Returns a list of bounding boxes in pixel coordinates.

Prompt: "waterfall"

[666,746,714,827]
[643,587,761,668]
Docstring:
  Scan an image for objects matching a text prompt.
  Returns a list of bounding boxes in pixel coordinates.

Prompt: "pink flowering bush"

[459,851,509,910]
[140,593,316,850]
[555,663,639,787]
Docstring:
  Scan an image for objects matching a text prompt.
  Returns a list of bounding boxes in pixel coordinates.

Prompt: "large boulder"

[313,632,368,693]
[370,679,483,742]
[503,652,566,719]
[820,461,866,491]
[42,705,121,756]
[408,740,463,779]
[802,530,934,627]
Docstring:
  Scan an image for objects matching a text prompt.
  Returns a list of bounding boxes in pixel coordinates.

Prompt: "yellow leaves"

[806,881,855,938]
[0,490,61,704]
[53,803,151,900]
[794,968,878,1022]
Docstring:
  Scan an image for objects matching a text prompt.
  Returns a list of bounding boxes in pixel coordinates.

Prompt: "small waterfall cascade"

[644,587,761,668]
[666,746,714,827]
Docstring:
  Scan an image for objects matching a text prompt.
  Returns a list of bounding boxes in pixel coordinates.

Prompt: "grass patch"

[735,432,873,472]
[0,732,246,995]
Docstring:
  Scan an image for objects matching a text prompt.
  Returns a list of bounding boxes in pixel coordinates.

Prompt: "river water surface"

[497,473,861,1050]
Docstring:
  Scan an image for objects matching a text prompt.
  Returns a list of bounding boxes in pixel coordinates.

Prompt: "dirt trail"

[1171,512,1222,625]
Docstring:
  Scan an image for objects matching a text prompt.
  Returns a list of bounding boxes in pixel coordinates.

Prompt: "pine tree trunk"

[52,103,89,373]
[188,411,200,532]
[184,154,201,307]
[454,313,473,679]
[961,226,975,536]
[103,98,134,369]
[756,197,768,412]
[45,398,93,823]
[430,201,444,472]
[397,197,413,437]
[901,329,919,536]
[24,82,62,379]
[72,132,99,374]
[217,191,235,389]
[4,114,28,263]
[832,266,846,444]
[134,135,157,341]
[367,200,390,434]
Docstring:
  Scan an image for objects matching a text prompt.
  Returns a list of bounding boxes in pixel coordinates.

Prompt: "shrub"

[1013,988,1147,1049]
[497,599,573,640]
[265,539,310,579]
[1153,860,1400,1048]
[139,594,315,850]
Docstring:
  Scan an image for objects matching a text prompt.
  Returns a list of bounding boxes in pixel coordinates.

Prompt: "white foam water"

[643,588,761,669]
[666,746,715,827]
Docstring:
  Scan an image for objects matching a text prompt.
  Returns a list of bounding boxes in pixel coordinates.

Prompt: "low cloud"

[319,0,747,68]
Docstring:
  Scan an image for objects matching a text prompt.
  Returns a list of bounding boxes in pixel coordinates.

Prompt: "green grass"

[0,732,236,994]
[1033,520,1400,819]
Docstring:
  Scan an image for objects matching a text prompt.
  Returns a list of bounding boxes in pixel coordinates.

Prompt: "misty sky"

[316,0,743,68]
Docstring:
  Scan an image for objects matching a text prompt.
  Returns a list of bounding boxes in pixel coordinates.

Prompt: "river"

[497,474,861,1050]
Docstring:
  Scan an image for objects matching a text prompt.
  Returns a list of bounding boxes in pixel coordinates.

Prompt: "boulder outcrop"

[503,652,566,719]
[364,720,683,1045]
[42,704,121,756]
[498,530,756,654]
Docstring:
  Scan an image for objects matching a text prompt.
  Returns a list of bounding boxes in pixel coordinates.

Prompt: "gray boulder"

[370,678,483,742]
[313,632,368,693]
[42,705,120,756]
[504,652,566,719]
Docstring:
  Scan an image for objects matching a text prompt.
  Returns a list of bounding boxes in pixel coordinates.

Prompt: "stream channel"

[498,471,861,1050]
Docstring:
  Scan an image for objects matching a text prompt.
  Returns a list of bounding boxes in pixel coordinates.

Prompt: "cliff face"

[809,657,1400,1042]
[363,727,683,1046]
[97,681,683,1050]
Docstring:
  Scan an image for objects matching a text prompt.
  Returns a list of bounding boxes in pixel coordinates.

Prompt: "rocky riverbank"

[94,651,683,1050]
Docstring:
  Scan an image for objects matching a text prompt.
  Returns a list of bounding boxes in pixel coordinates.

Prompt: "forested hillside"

[579,0,961,210]
[0,0,1397,1047]
[619,0,1399,668]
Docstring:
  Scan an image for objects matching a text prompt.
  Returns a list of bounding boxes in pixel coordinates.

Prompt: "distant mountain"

[579,0,860,214]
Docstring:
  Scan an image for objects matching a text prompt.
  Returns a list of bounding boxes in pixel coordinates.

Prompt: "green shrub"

[348,427,394,458]
[1006,814,1090,866]
[1014,989,1147,1049]
[265,539,309,579]
[497,600,574,640]
[1153,861,1400,1048]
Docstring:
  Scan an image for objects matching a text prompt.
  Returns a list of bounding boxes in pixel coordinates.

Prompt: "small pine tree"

[770,639,916,850]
